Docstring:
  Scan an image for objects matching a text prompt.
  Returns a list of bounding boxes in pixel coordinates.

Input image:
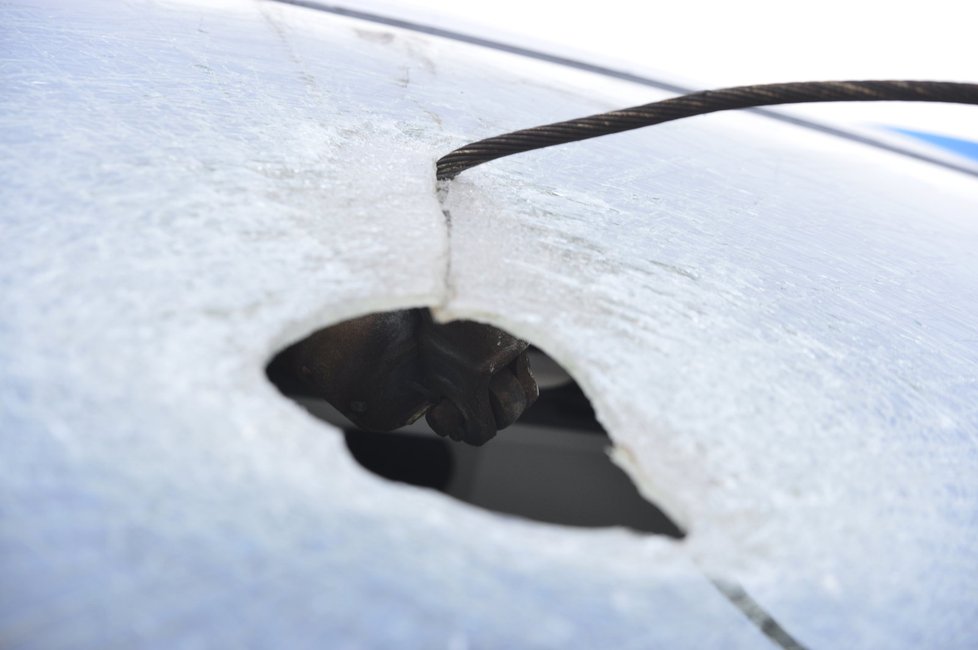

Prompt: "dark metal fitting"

[284,308,538,445]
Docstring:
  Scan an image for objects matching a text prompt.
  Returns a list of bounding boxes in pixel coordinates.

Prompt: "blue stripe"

[887,127,978,163]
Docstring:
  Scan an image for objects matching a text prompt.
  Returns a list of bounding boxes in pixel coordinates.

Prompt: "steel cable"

[436,80,978,180]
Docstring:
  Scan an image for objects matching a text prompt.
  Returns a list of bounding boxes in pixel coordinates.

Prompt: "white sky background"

[378,0,977,85]
[359,0,978,152]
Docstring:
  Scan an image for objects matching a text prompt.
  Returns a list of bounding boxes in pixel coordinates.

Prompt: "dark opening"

[266,311,684,538]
